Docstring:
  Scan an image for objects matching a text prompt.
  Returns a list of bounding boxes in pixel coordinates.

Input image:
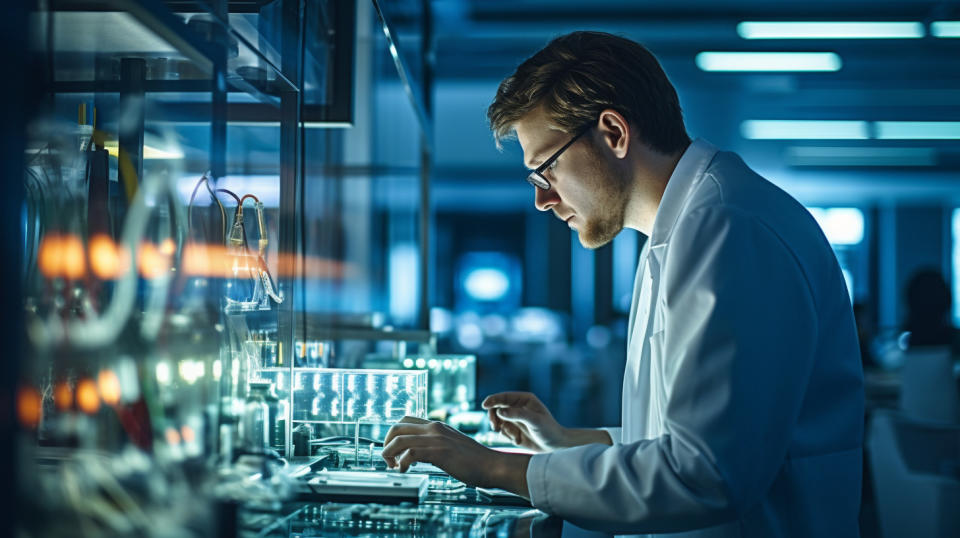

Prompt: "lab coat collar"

[649,138,719,247]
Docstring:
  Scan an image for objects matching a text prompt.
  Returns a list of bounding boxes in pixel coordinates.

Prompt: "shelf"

[46,0,219,75]
[300,327,433,344]
[43,1,296,108]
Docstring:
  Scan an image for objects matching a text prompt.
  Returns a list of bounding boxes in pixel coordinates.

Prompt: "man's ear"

[596,109,630,159]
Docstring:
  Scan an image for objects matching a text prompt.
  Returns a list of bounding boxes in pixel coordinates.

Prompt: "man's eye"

[547,159,559,171]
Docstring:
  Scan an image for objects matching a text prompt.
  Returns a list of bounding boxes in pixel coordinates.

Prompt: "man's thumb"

[496,407,535,424]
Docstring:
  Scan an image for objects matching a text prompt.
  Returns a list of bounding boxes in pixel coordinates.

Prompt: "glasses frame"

[526,125,593,190]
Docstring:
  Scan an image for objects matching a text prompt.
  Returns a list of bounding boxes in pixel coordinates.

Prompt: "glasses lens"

[526,171,549,190]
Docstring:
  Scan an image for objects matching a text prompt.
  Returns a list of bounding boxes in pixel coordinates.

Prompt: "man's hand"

[482,391,613,451]
[381,416,531,498]
[482,391,568,452]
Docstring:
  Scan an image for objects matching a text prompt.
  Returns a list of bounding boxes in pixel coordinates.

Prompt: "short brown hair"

[487,31,689,154]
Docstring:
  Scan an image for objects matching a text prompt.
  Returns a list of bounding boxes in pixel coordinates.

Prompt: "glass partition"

[18,0,305,533]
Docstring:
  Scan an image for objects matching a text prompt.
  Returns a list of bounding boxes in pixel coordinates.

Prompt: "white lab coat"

[526,139,864,537]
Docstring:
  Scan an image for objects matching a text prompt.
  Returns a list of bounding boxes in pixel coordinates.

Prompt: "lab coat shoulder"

[658,198,822,507]
[526,198,824,534]
[525,149,863,535]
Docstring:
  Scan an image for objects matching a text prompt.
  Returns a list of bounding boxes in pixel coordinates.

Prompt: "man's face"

[514,108,628,249]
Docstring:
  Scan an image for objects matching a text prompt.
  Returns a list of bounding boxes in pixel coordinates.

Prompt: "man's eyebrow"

[524,150,548,171]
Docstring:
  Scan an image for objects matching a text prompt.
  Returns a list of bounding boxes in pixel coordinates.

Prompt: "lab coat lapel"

[624,243,666,441]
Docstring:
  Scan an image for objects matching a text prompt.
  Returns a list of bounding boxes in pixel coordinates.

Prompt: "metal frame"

[371,0,432,149]
[276,0,304,458]
[118,58,146,192]
[2,1,28,532]
[418,0,433,332]
[303,0,356,124]
[52,0,218,72]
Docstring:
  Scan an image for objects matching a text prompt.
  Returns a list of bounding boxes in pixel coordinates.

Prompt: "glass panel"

[301,5,424,333]
[20,0,295,533]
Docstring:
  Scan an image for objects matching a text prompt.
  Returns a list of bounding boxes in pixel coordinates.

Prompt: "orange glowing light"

[165,426,182,445]
[181,242,256,278]
[177,242,347,280]
[97,369,121,406]
[138,242,170,279]
[277,252,346,279]
[180,425,196,444]
[61,234,87,280]
[38,234,62,278]
[37,234,90,280]
[16,386,42,429]
[89,234,123,279]
[76,378,101,414]
[54,381,73,411]
[159,237,176,256]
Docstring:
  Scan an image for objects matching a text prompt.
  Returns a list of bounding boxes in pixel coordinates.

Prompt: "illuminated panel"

[931,21,960,38]
[696,52,841,72]
[875,121,960,140]
[286,368,428,424]
[738,21,924,39]
[807,208,865,245]
[785,146,936,167]
[741,120,869,140]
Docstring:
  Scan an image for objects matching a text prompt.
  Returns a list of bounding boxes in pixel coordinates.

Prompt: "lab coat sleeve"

[526,205,819,533]
[600,427,622,443]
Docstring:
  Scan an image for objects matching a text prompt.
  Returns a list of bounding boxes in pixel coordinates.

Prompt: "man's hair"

[487,31,690,154]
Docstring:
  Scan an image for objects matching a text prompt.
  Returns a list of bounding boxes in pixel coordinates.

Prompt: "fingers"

[495,406,540,427]
[500,421,523,445]
[381,434,422,462]
[488,407,502,432]
[381,433,441,472]
[394,446,438,473]
[398,416,430,425]
[383,422,432,448]
[483,392,537,433]
[482,391,534,410]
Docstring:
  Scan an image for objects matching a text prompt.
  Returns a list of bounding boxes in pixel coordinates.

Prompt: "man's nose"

[534,186,559,212]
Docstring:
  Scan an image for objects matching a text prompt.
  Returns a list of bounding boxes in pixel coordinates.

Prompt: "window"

[807,207,866,302]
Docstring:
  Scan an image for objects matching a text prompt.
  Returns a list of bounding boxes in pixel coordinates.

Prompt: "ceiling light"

[741,120,868,139]
[738,21,924,39]
[931,21,960,38]
[785,146,936,166]
[875,121,960,140]
[696,52,842,72]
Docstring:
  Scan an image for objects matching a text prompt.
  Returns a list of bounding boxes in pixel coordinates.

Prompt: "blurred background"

[7,0,960,536]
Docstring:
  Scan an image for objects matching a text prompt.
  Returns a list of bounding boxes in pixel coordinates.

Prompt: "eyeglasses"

[525,125,592,190]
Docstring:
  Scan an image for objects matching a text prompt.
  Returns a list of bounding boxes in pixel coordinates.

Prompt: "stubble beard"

[577,145,629,250]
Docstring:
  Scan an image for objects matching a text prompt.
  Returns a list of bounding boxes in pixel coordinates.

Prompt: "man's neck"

[624,144,687,236]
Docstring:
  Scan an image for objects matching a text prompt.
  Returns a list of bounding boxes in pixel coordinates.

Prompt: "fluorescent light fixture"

[738,21,924,39]
[104,143,184,160]
[931,21,960,38]
[785,146,937,166]
[744,120,960,141]
[742,120,868,140]
[696,52,841,72]
[875,121,960,140]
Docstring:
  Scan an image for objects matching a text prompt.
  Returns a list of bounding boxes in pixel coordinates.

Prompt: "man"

[382,31,864,536]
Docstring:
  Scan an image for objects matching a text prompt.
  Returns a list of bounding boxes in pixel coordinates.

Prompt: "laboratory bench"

[224,454,561,538]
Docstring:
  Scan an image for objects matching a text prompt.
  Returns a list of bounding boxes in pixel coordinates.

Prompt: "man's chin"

[577,225,620,250]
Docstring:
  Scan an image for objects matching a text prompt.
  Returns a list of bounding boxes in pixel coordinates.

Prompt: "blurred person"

[900,268,960,405]
[853,301,878,368]
[382,31,863,537]
[902,268,960,349]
